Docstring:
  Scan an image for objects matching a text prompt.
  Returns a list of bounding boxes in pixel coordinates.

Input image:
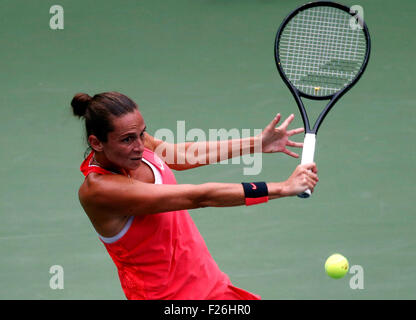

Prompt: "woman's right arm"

[79,163,318,217]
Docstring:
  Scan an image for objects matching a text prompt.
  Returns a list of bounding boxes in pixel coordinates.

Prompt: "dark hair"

[71,92,138,143]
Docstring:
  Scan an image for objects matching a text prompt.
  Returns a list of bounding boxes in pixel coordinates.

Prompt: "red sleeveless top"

[80,148,261,300]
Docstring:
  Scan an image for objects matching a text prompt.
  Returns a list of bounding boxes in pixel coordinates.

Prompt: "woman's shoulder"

[80,172,127,194]
[78,173,136,223]
[78,173,101,204]
[79,173,120,205]
[78,173,131,236]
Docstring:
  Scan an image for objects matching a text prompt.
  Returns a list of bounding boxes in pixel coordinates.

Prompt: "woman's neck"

[92,152,130,177]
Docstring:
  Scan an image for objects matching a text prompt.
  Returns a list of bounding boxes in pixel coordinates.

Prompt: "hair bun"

[71,93,92,117]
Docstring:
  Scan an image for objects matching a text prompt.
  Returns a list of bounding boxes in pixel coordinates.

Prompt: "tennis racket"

[274,1,371,198]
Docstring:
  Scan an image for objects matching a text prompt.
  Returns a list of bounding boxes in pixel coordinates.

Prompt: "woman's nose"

[133,138,144,153]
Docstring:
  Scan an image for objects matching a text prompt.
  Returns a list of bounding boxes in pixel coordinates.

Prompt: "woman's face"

[101,109,147,171]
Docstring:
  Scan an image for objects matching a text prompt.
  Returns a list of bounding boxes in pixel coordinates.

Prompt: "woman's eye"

[122,137,132,143]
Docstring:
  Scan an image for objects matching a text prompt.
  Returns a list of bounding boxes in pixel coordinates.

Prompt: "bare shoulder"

[78,173,103,205]
[78,173,132,237]
[78,173,151,215]
[79,173,127,207]
[78,174,101,220]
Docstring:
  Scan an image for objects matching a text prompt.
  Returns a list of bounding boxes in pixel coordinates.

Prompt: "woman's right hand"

[281,163,319,196]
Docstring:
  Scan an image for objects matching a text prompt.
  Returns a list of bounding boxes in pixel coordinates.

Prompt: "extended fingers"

[268,113,281,129]
[287,127,304,136]
[280,113,295,129]
[286,140,303,148]
[283,149,299,158]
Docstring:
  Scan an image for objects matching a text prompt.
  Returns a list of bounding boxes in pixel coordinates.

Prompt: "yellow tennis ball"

[325,254,349,279]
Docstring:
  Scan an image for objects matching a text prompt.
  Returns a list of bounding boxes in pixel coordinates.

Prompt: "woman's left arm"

[145,114,304,171]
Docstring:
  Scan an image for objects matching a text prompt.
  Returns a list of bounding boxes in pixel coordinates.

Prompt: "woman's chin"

[128,158,142,169]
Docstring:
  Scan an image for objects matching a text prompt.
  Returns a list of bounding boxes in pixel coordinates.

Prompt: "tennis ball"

[325,253,349,279]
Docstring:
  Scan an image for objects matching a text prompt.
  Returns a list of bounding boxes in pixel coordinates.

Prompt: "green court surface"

[0,0,415,299]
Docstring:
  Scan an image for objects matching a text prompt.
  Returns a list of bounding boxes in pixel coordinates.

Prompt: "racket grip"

[298,133,316,199]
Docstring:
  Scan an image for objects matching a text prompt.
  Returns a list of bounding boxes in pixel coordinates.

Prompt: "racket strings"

[279,6,367,96]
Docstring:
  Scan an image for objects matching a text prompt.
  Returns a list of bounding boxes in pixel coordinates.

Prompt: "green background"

[0,0,415,299]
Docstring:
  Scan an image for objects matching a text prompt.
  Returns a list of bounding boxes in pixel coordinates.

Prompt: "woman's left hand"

[257,113,304,157]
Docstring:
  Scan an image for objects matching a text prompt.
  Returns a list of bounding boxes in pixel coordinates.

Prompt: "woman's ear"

[88,135,103,152]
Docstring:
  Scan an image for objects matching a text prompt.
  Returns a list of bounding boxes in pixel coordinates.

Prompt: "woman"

[72,91,318,300]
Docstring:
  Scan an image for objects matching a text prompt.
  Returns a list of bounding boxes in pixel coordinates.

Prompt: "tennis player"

[72,91,318,300]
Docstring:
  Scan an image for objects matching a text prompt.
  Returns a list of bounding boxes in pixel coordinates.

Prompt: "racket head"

[274,1,371,101]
